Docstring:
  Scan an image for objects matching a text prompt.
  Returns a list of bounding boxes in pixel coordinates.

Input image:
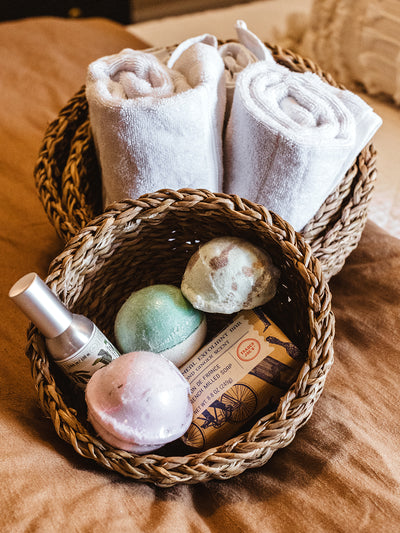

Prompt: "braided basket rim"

[26,190,335,486]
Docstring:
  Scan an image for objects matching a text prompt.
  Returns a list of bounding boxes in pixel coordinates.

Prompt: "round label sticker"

[237,338,261,361]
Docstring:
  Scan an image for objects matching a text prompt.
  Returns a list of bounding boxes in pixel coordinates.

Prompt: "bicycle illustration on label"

[185,383,258,448]
[185,352,300,447]
[184,312,303,448]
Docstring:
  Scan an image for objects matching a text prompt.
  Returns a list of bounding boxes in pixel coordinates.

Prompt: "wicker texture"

[26,190,334,486]
[34,42,378,281]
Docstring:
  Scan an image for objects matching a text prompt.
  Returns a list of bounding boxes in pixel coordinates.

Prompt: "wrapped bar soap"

[180,307,303,449]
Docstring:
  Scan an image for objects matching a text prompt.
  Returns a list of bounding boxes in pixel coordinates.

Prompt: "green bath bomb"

[114,284,206,367]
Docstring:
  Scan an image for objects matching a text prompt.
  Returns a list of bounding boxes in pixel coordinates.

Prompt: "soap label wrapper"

[180,308,302,449]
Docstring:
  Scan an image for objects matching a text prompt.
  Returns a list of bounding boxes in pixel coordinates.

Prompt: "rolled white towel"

[234,19,271,62]
[86,44,226,207]
[219,20,271,121]
[219,41,257,123]
[223,60,382,231]
[166,33,218,66]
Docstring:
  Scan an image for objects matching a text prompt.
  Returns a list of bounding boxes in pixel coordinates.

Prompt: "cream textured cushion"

[302,0,400,105]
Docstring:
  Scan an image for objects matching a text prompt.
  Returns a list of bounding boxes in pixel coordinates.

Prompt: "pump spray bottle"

[9,272,120,389]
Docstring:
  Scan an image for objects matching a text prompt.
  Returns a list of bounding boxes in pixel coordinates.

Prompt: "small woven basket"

[34,42,378,281]
[26,190,334,486]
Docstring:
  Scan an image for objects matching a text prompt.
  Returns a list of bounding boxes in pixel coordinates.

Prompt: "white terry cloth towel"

[166,33,218,66]
[223,60,382,231]
[86,43,226,207]
[219,20,271,120]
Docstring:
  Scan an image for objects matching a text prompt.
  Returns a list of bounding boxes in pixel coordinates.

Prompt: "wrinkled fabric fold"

[86,45,226,207]
[223,59,382,231]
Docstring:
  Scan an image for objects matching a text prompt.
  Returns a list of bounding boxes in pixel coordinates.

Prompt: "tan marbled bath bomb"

[181,236,280,314]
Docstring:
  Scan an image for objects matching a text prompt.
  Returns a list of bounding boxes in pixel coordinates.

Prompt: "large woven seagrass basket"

[26,190,334,485]
[34,42,377,281]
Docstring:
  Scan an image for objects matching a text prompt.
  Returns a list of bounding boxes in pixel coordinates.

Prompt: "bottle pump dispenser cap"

[9,273,73,338]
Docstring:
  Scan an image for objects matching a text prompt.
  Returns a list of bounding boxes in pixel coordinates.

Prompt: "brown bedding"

[1,16,399,532]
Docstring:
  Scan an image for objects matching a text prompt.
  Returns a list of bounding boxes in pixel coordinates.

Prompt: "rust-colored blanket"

[1,16,399,532]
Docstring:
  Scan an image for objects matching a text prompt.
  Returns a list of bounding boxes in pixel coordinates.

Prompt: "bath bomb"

[114,284,206,367]
[85,351,193,453]
[181,236,280,314]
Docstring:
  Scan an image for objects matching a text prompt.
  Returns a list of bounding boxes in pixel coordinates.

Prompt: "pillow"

[301,0,400,105]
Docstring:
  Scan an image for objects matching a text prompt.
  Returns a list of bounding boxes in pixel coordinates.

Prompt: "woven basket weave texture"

[26,190,335,486]
[34,42,378,281]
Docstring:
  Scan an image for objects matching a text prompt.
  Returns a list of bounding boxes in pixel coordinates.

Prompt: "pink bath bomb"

[85,351,193,453]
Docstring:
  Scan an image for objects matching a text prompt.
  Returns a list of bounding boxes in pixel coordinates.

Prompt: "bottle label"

[56,326,120,389]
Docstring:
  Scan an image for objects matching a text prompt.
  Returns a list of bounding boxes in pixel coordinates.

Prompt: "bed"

[1,14,399,532]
